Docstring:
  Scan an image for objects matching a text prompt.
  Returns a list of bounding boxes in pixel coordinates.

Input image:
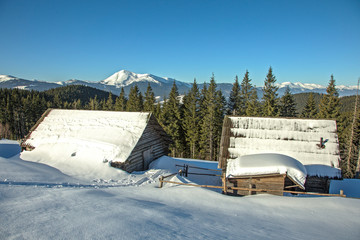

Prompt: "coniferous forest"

[1,68,359,178]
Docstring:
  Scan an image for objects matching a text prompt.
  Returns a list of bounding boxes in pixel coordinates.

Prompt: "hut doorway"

[143,147,154,169]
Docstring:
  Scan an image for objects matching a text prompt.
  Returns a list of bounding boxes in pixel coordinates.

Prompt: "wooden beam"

[158,179,347,198]
[229,173,287,179]
[159,180,223,189]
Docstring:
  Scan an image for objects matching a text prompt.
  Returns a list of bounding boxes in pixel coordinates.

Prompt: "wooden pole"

[222,176,227,194]
[230,187,346,197]
[356,149,360,179]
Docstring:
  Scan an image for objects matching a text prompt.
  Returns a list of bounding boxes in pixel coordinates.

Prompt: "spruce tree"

[126,85,143,112]
[105,92,114,111]
[301,93,318,118]
[72,99,81,109]
[160,81,185,157]
[262,67,279,117]
[88,95,100,110]
[154,99,162,120]
[280,87,297,117]
[228,75,241,115]
[199,82,208,119]
[114,88,127,111]
[318,75,340,119]
[143,83,156,112]
[246,87,260,116]
[199,74,225,161]
[240,70,253,115]
[214,89,227,158]
[182,78,201,158]
[53,93,62,108]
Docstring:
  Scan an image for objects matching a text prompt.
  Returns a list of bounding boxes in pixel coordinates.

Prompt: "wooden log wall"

[218,116,232,170]
[113,114,172,173]
[304,176,331,193]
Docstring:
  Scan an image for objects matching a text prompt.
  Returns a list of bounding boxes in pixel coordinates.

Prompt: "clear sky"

[0,0,359,86]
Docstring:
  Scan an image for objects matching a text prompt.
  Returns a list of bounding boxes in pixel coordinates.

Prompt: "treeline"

[0,85,113,139]
[0,68,358,177]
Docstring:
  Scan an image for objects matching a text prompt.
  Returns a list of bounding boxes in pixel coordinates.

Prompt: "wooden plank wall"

[226,174,286,196]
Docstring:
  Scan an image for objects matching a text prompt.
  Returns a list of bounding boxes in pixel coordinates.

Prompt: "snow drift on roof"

[226,153,307,189]
[228,117,341,173]
[23,110,150,163]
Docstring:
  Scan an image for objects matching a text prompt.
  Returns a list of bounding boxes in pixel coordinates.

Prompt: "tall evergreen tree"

[246,87,260,116]
[53,93,62,108]
[126,85,143,111]
[182,79,201,158]
[105,92,114,111]
[154,100,162,120]
[72,99,82,109]
[114,88,127,111]
[262,67,279,117]
[280,87,297,117]
[88,95,100,110]
[160,81,185,157]
[318,75,340,119]
[240,70,253,115]
[228,75,241,115]
[199,82,208,119]
[143,83,156,112]
[214,89,227,158]
[301,93,318,118]
[199,74,225,161]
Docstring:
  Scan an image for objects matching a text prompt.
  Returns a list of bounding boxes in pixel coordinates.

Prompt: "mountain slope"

[0,71,357,98]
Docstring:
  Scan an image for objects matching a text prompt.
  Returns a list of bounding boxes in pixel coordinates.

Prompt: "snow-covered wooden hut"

[218,116,342,194]
[21,109,172,173]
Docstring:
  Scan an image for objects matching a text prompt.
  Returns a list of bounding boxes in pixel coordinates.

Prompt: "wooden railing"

[158,175,347,198]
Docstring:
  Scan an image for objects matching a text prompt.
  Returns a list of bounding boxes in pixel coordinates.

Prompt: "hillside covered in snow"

[0,70,358,97]
[1,140,360,239]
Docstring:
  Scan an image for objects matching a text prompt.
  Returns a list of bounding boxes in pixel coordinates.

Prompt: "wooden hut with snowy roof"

[218,116,341,195]
[21,109,172,173]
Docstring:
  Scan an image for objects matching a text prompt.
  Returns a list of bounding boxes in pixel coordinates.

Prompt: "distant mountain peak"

[0,75,18,82]
[100,70,163,87]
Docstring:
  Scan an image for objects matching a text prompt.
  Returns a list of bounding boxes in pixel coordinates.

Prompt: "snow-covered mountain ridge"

[0,71,357,97]
[0,75,20,83]
[277,81,357,91]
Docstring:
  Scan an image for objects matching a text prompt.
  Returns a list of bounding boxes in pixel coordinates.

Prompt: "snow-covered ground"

[1,140,359,240]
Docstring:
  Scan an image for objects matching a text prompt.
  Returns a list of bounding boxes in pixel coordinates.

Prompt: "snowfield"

[1,140,359,240]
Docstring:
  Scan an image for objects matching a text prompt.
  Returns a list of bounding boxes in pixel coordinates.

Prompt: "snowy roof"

[23,109,151,163]
[221,117,341,177]
[226,153,307,189]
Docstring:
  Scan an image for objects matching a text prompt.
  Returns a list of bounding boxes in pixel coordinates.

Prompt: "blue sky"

[0,0,359,86]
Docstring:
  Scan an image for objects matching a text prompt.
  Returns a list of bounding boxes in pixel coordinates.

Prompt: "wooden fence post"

[159,176,164,188]
[340,189,346,197]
